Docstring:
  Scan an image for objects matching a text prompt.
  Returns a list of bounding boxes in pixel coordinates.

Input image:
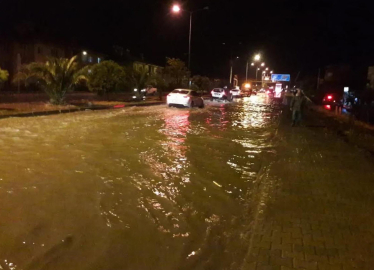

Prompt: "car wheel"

[190,101,195,108]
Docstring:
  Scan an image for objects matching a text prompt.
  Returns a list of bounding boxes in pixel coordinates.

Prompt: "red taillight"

[324,105,331,110]
[327,95,333,100]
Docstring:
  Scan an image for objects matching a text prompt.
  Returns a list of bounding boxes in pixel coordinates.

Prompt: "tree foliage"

[164,58,190,89]
[0,68,9,84]
[191,75,210,92]
[83,61,125,96]
[124,66,151,91]
[14,56,83,104]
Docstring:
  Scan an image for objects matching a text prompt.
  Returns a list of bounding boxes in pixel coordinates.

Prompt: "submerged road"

[0,95,281,270]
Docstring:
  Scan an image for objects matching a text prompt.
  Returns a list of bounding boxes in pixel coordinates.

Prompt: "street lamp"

[251,63,254,66]
[82,51,87,56]
[172,4,181,12]
[265,67,269,71]
[261,62,265,67]
[254,54,261,61]
[171,4,208,73]
[270,71,273,74]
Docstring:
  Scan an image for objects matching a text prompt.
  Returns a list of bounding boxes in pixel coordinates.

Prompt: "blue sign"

[271,74,290,82]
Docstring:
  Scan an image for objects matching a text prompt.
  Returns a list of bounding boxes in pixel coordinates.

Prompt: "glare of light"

[172,4,181,13]
[324,104,331,110]
[132,96,137,99]
[327,95,333,100]
[82,51,87,55]
[236,56,239,59]
[270,71,273,74]
[265,67,269,70]
[261,62,265,66]
[262,71,265,73]
[257,68,260,70]
[134,88,138,92]
[245,83,250,88]
[254,54,260,61]
[251,63,254,66]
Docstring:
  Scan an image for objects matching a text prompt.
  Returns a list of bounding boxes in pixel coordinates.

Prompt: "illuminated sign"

[271,74,290,82]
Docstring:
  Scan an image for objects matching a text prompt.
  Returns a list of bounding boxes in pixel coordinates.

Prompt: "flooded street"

[0,95,281,270]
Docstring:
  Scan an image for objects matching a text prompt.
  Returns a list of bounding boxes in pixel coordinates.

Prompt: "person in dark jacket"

[290,89,306,126]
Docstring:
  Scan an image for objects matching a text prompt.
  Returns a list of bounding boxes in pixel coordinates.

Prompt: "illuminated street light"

[251,63,254,66]
[236,56,239,59]
[82,51,87,55]
[257,68,260,70]
[171,4,208,82]
[245,83,251,88]
[270,71,273,74]
[262,71,266,73]
[261,62,265,67]
[172,4,181,13]
[254,54,261,61]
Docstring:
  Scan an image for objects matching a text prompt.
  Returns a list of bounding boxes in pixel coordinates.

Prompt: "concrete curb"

[0,101,165,120]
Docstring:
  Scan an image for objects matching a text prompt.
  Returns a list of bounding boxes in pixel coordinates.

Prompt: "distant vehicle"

[210,88,233,101]
[141,87,157,96]
[167,89,204,108]
[241,89,252,97]
[230,89,241,98]
[258,88,266,93]
[266,88,274,95]
[322,93,343,107]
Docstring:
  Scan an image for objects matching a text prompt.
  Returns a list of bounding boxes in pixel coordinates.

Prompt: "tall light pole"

[172,4,208,71]
[248,54,261,82]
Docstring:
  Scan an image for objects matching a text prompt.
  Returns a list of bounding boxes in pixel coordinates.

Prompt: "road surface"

[1,94,374,270]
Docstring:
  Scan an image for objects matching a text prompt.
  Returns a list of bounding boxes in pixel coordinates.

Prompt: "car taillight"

[327,95,333,100]
[183,96,190,99]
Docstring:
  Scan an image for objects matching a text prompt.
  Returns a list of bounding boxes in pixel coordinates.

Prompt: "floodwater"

[0,95,280,270]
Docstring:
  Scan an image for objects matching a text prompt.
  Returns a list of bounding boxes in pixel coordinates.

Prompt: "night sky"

[1,0,374,80]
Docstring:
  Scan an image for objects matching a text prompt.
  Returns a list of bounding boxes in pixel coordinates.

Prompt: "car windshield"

[171,89,190,94]
[213,89,223,92]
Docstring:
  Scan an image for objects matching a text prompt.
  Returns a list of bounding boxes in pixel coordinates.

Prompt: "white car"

[167,89,205,108]
[211,88,232,101]
[230,89,241,98]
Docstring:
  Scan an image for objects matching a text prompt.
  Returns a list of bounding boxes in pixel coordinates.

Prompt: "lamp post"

[248,54,261,81]
[172,4,208,71]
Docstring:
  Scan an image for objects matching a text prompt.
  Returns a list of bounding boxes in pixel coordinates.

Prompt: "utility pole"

[245,61,249,81]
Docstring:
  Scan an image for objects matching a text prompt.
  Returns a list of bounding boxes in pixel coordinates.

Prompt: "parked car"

[167,89,205,108]
[211,88,232,101]
[230,89,241,98]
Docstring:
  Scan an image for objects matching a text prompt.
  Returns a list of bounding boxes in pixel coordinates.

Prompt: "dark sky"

[1,0,374,80]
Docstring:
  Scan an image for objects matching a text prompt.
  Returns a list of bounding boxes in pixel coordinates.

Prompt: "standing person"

[290,89,306,126]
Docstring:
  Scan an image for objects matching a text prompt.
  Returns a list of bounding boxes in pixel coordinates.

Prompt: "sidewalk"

[242,109,374,269]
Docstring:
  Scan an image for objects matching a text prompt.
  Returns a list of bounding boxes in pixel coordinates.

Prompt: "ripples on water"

[0,96,281,270]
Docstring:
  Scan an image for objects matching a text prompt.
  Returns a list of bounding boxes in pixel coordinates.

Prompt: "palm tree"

[14,56,84,105]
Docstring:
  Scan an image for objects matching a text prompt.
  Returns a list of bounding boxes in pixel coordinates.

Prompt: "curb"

[0,101,165,120]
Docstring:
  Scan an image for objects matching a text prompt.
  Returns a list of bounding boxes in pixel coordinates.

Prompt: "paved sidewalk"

[243,110,374,270]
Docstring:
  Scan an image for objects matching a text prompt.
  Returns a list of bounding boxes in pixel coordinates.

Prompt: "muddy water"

[0,95,280,270]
